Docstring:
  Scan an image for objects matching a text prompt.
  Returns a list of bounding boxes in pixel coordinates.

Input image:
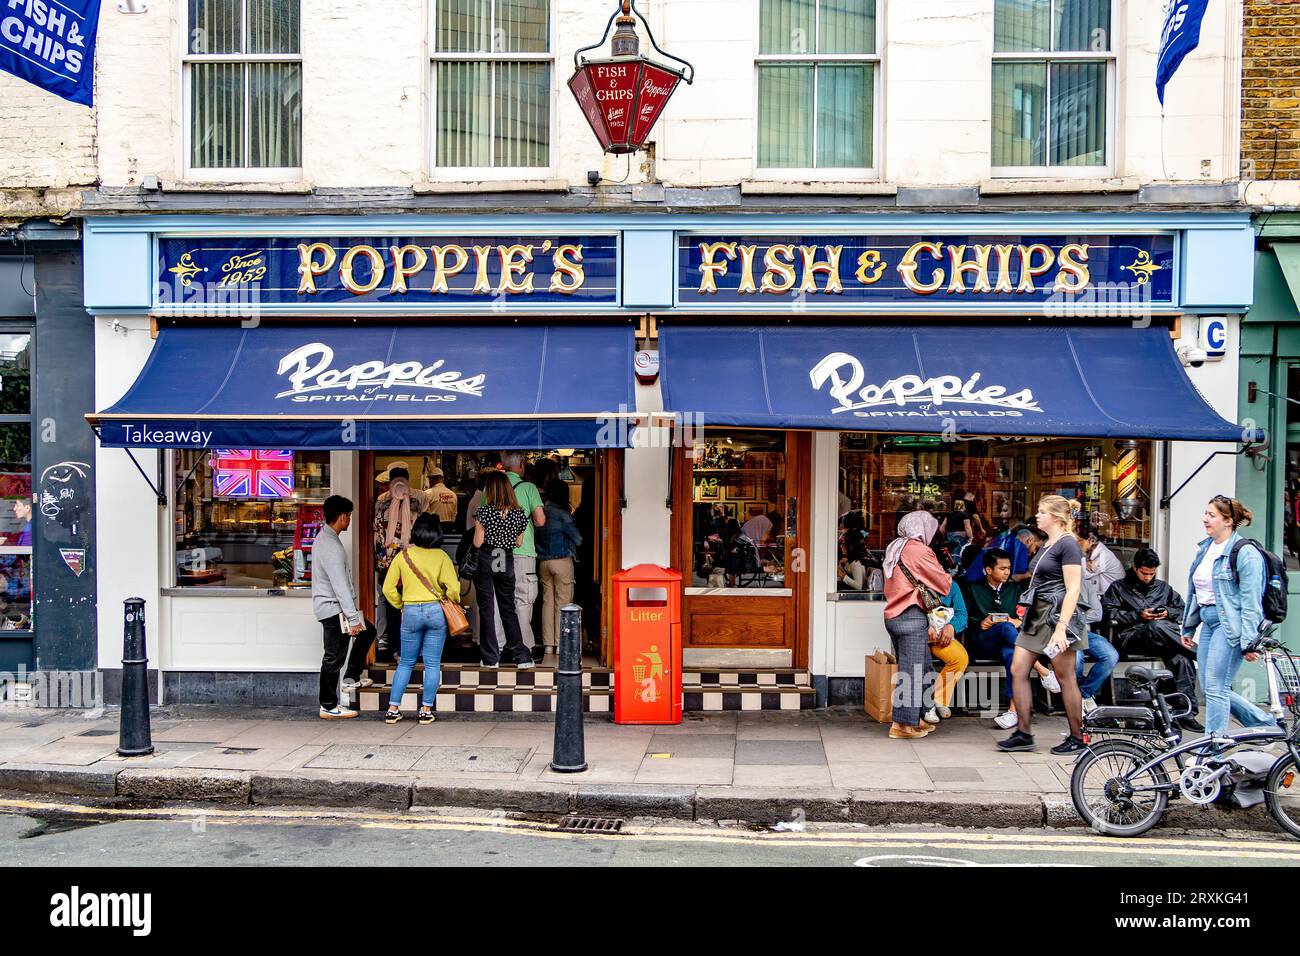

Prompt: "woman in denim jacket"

[1180,496,1276,739]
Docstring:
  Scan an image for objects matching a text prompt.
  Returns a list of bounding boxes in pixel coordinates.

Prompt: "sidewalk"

[0,707,1276,832]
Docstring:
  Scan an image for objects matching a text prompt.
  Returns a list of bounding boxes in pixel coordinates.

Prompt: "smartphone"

[1152,606,1167,615]
[988,613,1010,623]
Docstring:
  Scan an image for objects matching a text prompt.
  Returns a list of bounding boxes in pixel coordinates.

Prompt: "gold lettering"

[737,245,759,295]
[992,244,1016,293]
[1055,243,1091,293]
[1017,244,1056,294]
[855,250,887,285]
[497,244,535,294]
[388,245,428,295]
[799,245,844,294]
[898,241,945,295]
[550,244,585,294]
[471,246,494,294]
[761,244,798,295]
[430,244,469,295]
[339,244,385,296]
[697,242,738,295]
[946,244,993,295]
[296,242,336,295]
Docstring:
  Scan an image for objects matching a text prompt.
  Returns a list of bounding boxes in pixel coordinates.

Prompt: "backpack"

[1228,538,1289,624]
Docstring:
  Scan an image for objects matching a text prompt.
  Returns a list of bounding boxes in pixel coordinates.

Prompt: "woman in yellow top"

[381,513,461,725]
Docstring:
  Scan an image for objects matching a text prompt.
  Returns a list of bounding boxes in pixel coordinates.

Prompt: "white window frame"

[181,0,304,182]
[428,0,557,181]
[752,0,883,181]
[990,0,1117,179]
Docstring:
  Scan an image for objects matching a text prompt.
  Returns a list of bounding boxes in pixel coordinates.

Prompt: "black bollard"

[117,597,154,757]
[549,603,587,773]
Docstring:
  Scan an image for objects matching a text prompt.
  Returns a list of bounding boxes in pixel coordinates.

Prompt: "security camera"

[1177,344,1208,368]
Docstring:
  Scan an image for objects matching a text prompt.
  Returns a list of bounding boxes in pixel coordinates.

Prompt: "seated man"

[1081,530,1125,595]
[966,547,1064,728]
[1103,547,1203,732]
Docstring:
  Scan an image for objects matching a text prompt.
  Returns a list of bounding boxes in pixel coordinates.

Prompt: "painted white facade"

[81,0,1244,191]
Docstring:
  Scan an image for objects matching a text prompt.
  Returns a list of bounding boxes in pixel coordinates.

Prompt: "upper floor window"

[431,0,552,171]
[756,0,879,173]
[992,0,1113,172]
[185,0,302,171]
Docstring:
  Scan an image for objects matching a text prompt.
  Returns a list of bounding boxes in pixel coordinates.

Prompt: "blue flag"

[1156,0,1210,105]
[0,0,101,106]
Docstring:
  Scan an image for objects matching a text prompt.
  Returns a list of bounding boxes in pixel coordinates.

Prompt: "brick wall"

[1244,0,1300,180]
[0,73,96,220]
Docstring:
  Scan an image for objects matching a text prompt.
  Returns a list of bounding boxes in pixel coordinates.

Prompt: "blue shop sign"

[678,234,1176,310]
[156,235,620,311]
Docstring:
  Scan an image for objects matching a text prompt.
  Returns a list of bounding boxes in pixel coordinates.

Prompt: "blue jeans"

[1076,631,1118,700]
[388,602,449,710]
[974,621,1019,689]
[1197,605,1274,736]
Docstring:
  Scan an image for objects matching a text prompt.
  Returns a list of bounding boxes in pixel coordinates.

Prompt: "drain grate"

[221,747,260,755]
[78,729,116,737]
[557,815,624,834]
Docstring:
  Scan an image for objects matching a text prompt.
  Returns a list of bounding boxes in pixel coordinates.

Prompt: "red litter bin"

[612,565,682,725]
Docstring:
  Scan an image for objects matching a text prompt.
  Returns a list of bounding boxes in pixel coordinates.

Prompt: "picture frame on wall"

[1053,453,1067,477]
[1066,450,1081,475]
[995,456,1014,481]
[1037,454,1053,479]
[1013,455,1026,483]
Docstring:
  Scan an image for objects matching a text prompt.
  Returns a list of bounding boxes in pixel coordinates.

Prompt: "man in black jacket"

[1102,548,1203,732]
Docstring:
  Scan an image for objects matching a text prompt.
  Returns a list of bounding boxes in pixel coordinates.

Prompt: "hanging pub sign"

[155,235,620,311]
[678,234,1177,311]
[568,0,694,155]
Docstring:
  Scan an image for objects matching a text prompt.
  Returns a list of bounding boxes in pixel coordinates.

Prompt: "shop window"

[690,429,791,590]
[756,0,878,172]
[186,0,303,171]
[835,433,1152,598]
[431,0,552,170]
[992,0,1113,172]
[173,450,330,588]
[0,332,32,629]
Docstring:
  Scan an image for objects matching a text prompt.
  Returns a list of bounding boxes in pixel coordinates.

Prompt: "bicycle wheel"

[1070,739,1171,837]
[1264,753,1300,840]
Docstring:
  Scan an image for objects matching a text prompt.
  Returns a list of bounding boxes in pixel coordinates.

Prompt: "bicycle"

[1069,632,1300,839]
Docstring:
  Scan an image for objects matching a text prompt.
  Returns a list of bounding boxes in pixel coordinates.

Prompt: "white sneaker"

[923,708,940,725]
[994,710,1019,729]
[1040,670,1062,694]
[341,677,373,690]
[1082,696,1098,714]
[319,706,358,720]
[516,659,535,670]
[936,705,952,719]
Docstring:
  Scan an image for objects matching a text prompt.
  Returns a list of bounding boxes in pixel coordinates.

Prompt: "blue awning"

[659,323,1254,442]
[92,324,637,449]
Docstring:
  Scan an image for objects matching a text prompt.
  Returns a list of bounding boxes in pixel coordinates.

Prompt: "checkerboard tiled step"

[348,664,815,713]
[682,669,812,690]
[351,685,613,714]
[361,663,613,690]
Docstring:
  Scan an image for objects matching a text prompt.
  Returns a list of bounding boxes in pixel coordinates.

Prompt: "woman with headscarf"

[373,463,429,661]
[882,510,953,740]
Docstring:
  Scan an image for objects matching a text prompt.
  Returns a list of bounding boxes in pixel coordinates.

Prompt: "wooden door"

[671,430,811,668]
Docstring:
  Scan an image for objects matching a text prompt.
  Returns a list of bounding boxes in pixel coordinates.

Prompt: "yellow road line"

[3,797,1299,860]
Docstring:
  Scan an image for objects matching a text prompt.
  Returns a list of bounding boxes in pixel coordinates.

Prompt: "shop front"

[0,226,97,703]
[1238,214,1300,652]
[84,213,1258,711]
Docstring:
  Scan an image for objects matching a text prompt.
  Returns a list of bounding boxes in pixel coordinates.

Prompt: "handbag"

[897,560,944,612]
[401,551,470,638]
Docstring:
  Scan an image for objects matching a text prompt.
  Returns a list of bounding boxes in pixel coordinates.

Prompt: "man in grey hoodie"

[313,495,375,719]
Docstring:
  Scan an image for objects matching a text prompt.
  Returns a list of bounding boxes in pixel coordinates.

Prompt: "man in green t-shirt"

[501,452,546,659]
